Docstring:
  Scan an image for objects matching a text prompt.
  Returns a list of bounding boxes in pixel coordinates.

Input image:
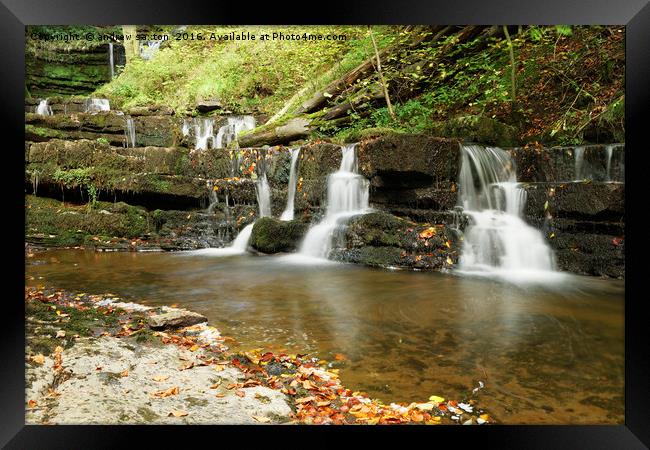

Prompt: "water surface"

[26,249,624,424]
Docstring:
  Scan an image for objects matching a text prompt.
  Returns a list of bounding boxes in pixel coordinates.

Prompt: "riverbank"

[25,285,493,425]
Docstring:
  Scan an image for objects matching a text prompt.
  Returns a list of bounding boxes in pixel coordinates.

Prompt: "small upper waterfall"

[140,40,163,60]
[109,42,115,78]
[298,143,369,259]
[256,173,272,218]
[457,144,557,281]
[85,98,110,114]
[574,146,585,180]
[36,99,52,116]
[194,118,214,150]
[215,116,256,149]
[280,147,301,221]
[183,116,255,151]
[124,116,136,148]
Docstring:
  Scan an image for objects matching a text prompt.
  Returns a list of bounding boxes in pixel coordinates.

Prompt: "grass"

[95,26,396,116]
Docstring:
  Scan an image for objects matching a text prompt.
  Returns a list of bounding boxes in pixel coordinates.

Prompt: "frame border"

[3,1,649,447]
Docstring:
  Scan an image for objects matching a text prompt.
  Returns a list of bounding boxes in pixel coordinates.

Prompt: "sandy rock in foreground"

[26,337,291,424]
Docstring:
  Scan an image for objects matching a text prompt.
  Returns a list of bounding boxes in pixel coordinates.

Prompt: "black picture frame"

[3,0,649,447]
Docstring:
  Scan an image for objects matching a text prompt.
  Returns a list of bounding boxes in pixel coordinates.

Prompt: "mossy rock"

[250,217,309,253]
[433,115,519,147]
[331,246,403,267]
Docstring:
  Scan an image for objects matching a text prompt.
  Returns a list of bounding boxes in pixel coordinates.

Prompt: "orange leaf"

[235,390,246,398]
[152,386,179,398]
[168,410,188,417]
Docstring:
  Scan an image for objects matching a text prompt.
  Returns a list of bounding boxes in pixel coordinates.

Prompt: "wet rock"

[147,309,208,330]
[523,182,624,220]
[250,217,309,254]
[196,99,223,113]
[430,114,519,147]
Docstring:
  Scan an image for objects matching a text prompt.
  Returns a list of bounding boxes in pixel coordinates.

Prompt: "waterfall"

[280,147,301,221]
[109,42,115,78]
[298,143,369,259]
[182,119,191,137]
[215,116,256,148]
[574,146,585,180]
[457,144,558,281]
[124,116,136,148]
[36,99,52,116]
[256,173,272,217]
[85,98,110,114]
[194,118,214,150]
[140,40,163,60]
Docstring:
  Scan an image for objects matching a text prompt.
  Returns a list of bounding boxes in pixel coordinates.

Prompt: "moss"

[431,115,519,147]
[250,217,309,253]
[26,195,152,245]
[137,407,160,422]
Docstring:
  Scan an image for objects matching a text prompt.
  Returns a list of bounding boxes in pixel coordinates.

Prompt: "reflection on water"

[26,249,624,424]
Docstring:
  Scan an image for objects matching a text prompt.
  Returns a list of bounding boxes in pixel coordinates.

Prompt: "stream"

[26,249,624,424]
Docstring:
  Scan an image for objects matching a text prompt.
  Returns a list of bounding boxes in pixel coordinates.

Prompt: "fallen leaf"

[168,410,188,417]
[120,370,129,377]
[152,386,179,398]
[235,390,246,398]
[152,375,170,382]
[213,365,225,372]
[252,415,271,423]
[429,395,445,404]
[215,393,226,398]
[31,354,45,365]
[28,399,37,408]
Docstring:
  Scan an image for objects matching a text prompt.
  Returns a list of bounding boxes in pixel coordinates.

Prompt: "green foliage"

[96,26,381,115]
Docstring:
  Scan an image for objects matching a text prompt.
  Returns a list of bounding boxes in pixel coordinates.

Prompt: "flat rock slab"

[26,337,291,424]
[148,310,208,330]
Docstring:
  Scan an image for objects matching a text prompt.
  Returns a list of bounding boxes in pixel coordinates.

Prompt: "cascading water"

[124,116,136,148]
[215,116,256,148]
[190,153,271,256]
[140,40,163,60]
[194,118,214,150]
[574,146,585,180]
[85,98,110,114]
[457,144,558,282]
[109,42,115,78]
[36,99,52,116]
[298,143,369,259]
[280,148,301,221]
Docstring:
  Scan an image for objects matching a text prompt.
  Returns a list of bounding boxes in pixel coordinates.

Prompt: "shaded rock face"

[431,115,518,148]
[330,211,460,270]
[26,43,123,97]
[250,217,309,254]
[522,182,625,277]
[26,112,178,148]
[510,144,625,183]
[147,310,208,330]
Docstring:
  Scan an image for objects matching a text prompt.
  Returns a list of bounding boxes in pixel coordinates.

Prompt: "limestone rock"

[148,309,207,330]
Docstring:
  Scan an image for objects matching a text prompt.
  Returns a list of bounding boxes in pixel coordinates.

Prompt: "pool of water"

[26,249,624,424]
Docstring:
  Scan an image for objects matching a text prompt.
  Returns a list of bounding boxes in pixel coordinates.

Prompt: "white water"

[182,119,191,137]
[190,158,271,257]
[140,40,163,60]
[109,42,115,78]
[215,116,256,148]
[298,143,369,259]
[457,144,559,283]
[36,99,52,116]
[124,116,136,148]
[256,173,272,217]
[574,146,585,180]
[280,148,301,221]
[194,118,214,150]
[85,98,110,114]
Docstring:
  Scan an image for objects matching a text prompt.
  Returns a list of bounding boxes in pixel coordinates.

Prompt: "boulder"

[250,217,309,253]
[147,309,208,330]
[196,99,223,113]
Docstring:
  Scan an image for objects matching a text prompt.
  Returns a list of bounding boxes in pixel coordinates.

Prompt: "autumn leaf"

[252,415,271,423]
[152,386,179,398]
[333,353,346,361]
[31,354,45,365]
[168,410,188,417]
[429,395,445,404]
[120,370,129,377]
[235,390,246,398]
[419,227,437,239]
[27,399,37,408]
[152,375,169,382]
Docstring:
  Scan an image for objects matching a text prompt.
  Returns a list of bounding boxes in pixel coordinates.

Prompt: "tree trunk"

[369,26,395,119]
[122,26,139,64]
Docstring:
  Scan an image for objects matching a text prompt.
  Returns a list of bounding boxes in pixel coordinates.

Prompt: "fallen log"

[238,118,312,147]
